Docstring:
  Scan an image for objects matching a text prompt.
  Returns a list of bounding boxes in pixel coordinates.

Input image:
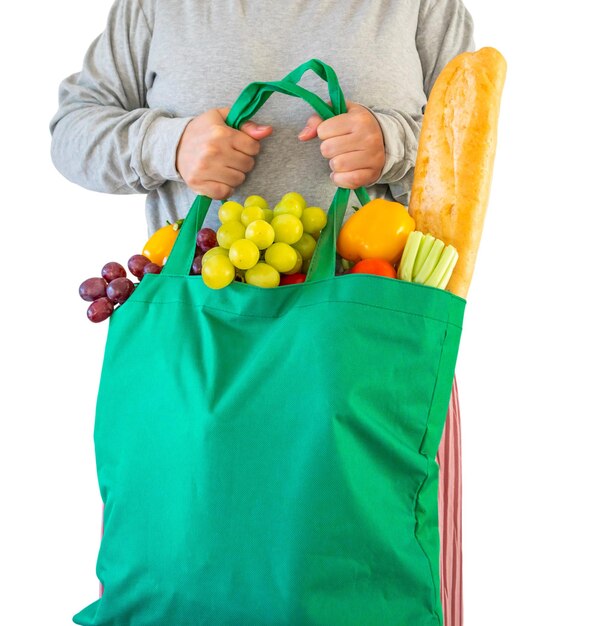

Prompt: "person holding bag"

[50,2,475,624]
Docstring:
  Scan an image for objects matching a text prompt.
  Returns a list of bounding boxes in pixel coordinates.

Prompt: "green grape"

[202,246,229,265]
[229,238,260,270]
[262,208,274,222]
[244,195,269,210]
[218,201,244,223]
[201,254,236,289]
[273,200,303,219]
[240,205,266,226]
[245,262,280,288]
[217,220,246,249]
[301,207,327,234]
[285,250,303,275]
[292,233,317,261]
[245,219,275,250]
[281,192,307,212]
[271,214,303,245]
[265,242,298,273]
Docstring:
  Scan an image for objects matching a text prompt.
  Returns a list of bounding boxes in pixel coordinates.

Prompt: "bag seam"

[122,297,464,330]
[412,324,451,626]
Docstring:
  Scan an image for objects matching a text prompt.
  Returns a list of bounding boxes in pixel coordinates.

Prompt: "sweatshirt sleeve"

[49,0,194,194]
[364,0,475,197]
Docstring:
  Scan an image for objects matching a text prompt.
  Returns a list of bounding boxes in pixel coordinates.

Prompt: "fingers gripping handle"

[163,61,370,279]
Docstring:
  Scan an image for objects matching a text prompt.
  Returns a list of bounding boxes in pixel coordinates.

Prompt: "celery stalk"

[412,234,435,280]
[436,248,459,289]
[398,231,424,282]
[425,245,459,288]
[414,239,445,284]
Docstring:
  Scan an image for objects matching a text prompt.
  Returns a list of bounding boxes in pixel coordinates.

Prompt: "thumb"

[298,113,323,141]
[240,120,274,140]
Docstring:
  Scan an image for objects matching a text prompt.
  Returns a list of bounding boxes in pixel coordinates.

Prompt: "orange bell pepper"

[337,199,415,264]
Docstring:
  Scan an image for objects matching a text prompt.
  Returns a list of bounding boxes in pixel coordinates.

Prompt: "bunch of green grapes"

[201,192,327,290]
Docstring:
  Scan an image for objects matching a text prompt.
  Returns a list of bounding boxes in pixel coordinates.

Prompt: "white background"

[1,1,591,624]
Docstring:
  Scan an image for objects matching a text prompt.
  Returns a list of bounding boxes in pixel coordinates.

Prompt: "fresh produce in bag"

[78,191,330,319]
[72,53,505,626]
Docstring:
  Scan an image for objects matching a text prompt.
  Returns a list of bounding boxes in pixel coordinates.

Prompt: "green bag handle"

[225,58,346,129]
[163,60,371,281]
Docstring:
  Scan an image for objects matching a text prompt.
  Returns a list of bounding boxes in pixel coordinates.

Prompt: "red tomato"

[351,258,397,278]
[279,273,307,285]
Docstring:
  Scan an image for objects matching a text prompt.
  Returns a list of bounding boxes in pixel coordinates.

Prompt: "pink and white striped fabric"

[437,377,463,626]
[99,381,464,626]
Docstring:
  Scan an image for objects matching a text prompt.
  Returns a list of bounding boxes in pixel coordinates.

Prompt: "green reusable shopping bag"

[73,60,466,626]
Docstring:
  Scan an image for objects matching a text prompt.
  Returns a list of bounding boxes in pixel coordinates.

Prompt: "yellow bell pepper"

[337,199,415,264]
[142,219,183,266]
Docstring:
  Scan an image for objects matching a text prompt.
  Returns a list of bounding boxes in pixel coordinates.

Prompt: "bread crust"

[409,47,507,298]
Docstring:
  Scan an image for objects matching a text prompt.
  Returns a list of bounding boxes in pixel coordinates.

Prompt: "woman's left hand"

[298,101,386,188]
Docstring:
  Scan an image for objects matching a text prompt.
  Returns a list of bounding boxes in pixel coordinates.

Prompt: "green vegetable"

[397,231,423,282]
[425,245,459,288]
[398,231,458,290]
[414,238,445,284]
[412,234,436,279]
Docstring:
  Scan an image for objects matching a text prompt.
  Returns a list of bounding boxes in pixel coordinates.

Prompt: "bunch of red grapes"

[79,256,157,323]
[78,228,218,323]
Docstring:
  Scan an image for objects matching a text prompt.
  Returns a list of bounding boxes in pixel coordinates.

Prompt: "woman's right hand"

[176,108,273,200]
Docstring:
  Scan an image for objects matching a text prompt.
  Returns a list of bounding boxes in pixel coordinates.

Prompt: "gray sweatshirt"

[50,0,474,236]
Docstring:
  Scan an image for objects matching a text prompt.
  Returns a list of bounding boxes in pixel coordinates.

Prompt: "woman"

[51,1,473,623]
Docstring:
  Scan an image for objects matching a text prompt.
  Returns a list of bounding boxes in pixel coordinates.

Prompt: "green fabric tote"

[73,60,466,626]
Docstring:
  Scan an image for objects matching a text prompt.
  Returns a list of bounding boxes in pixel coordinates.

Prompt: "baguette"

[408,47,507,298]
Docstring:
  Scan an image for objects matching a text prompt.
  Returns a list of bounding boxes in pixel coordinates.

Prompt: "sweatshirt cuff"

[368,108,408,185]
[141,114,195,184]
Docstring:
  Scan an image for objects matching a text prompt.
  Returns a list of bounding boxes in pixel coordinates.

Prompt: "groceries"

[340,46,506,297]
[337,198,415,264]
[350,258,397,279]
[79,193,461,324]
[78,225,219,322]
[79,261,139,323]
[142,220,183,266]
[78,192,329,320]
[279,273,307,285]
[398,232,459,288]
[78,47,506,323]
[78,189,467,325]
[201,254,236,290]
[81,46,508,317]
[408,47,507,298]
[202,192,327,290]
[86,297,114,323]
[79,277,107,302]
[338,208,458,288]
[336,199,458,290]
[127,254,151,278]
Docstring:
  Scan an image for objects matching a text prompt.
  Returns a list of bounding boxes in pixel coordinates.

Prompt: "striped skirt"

[437,376,463,626]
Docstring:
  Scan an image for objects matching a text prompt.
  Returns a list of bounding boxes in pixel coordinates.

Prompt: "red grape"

[101,261,126,283]
[79,277,107,302]
[143,262,162,275]
[190,254,203,276]
[128,254,151,278]
[106,277,135,304]
[279,273,307,285]
[197,228,218,252]
[87,297,114,323]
